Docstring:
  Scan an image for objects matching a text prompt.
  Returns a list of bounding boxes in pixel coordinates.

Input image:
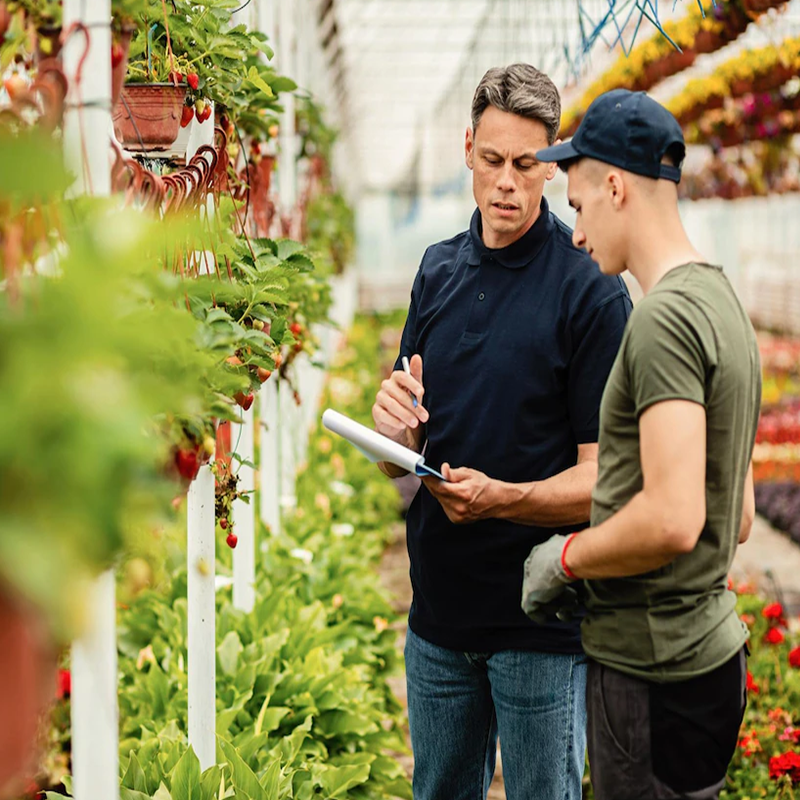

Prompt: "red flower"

[764,627,785,645]
[762,602,788,627]
[746,671,760,693]
[769,751,800,784]
[789,646,800,669]
[56,668,71,699]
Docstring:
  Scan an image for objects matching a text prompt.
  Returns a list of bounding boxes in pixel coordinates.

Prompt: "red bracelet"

[561,533,579,580]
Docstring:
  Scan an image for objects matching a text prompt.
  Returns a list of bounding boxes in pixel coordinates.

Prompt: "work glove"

[521,534,579,625]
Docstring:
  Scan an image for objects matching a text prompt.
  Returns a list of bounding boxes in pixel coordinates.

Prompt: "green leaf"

[218,738,268,800]
[268,76,298,94]
[123,751,150,793]
[218,631,244,676]
[120,789,154,800]
[285,253,315,273]
[260,762,280,799]
[317,710,379,737]
[246,66,274,98]
[318,763,371,798]
[253,697,291,735]
[199,766,222,800]
[153,783,173,800]
[275,239,305,261]
[170,746,201,800]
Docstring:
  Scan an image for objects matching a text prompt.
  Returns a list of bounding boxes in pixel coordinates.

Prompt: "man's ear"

[607,169,626,209]
[465,127,474,170]
[544,137,561,181]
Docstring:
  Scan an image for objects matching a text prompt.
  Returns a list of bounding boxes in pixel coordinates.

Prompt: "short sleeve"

[568,291,632,443]
[625,295,714,418]
[393,262,424,372]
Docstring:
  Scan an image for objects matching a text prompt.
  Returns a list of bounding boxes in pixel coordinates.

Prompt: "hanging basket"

[110,26,135,111]
[113,83,187,151]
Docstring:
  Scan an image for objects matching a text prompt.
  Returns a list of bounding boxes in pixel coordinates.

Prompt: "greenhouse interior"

[2,0,800,798]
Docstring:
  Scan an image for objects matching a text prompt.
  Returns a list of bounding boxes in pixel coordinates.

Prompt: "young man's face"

[566,159,627,275]
[466,106,557,249]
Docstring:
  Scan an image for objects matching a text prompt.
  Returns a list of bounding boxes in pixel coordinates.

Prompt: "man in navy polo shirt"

[372,64,631,800]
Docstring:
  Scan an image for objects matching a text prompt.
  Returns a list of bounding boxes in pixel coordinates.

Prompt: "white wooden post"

[62,0,118,797]
[278,378,298,511]
[278,0,297,216]
[184,101,217,771]
[259,379,281,535]
[231,406,255,612]
[187,464,216,771]
[71,571,118,800]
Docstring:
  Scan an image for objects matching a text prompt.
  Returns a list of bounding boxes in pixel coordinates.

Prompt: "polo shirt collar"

[466,197,555,269]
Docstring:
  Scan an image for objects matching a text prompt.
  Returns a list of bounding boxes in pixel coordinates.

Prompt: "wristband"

[561,533,579,580]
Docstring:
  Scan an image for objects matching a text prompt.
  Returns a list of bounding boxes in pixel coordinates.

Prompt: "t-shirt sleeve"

[393,261,424,372]
[625,295,714,418]
[568,289,632,443]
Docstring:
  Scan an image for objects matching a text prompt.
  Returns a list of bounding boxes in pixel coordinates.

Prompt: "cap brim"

[536,140,581,165]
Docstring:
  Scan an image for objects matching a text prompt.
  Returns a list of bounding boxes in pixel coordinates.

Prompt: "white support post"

[259,379,281,535]
[278,378,298,512]
[231,407,255,612]
[62,1,118,798]
[71,571,118,800]
[63,0,111,197]
[187,464,216,771]
[278,0,297,217]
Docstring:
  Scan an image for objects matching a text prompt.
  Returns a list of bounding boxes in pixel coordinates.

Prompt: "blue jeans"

[404,627,587,800]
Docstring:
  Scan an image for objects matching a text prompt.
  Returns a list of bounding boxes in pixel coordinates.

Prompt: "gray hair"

[471,64,561,144]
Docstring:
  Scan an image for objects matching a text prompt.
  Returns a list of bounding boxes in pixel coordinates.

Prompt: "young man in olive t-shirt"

[522,90,761,800]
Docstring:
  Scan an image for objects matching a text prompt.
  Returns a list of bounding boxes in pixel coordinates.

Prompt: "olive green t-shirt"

[584,262,761,682]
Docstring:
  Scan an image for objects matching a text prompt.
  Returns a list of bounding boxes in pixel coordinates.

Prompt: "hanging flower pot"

[110,25,135,110]
[34,24,62,64]
[0,2,11,41]
[113,83,187,151]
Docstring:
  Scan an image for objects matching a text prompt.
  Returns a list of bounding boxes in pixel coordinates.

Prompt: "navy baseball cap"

[537,89,685,183]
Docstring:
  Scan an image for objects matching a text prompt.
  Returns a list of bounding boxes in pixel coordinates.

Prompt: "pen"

[401,356,418,408]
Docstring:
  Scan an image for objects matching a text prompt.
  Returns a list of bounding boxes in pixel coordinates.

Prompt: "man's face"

[466,106,557,249]
[567,160,627,275]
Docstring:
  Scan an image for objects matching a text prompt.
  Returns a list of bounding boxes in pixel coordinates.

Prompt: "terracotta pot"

[34,25,62,64]
[110,27,134,110]
[113,83,187,151]
[0,3,11,42]
[0,583,55,800]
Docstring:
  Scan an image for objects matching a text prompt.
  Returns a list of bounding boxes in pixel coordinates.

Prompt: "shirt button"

[478,292,485,301]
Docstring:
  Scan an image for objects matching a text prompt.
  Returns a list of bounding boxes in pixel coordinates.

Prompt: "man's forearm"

[494,460,597,527]
[565,491,701,578]
[377,425,425,479]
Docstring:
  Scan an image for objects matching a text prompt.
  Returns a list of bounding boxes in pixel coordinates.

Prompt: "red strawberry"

[290,322,302,336]
[56,669,71,699]
[198,104,212,123]
[226,533,238,549]
[256,367,272,383]
[219,518,228,529]
[187,72,199,90]
[180,104,194,128]
[234,391,254,411]
[111,42,124,68]
[175,447,200,481]
[170,70,183,85]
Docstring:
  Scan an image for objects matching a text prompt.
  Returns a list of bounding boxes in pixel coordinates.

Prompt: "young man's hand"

[521,534,579,623]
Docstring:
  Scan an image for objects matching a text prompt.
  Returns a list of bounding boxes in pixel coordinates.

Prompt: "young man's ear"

[607,170,626,210]
[465,127,474,170]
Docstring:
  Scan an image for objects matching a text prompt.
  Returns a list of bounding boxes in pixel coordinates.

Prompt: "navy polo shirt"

[395,198,632,653]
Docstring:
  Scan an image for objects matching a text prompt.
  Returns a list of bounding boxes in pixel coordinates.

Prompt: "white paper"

[321,408,445,480]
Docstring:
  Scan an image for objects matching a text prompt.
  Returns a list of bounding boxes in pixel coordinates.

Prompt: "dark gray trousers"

[587,648,747,800]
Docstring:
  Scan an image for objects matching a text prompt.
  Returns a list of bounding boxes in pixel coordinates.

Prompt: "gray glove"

[521,534,578,624]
